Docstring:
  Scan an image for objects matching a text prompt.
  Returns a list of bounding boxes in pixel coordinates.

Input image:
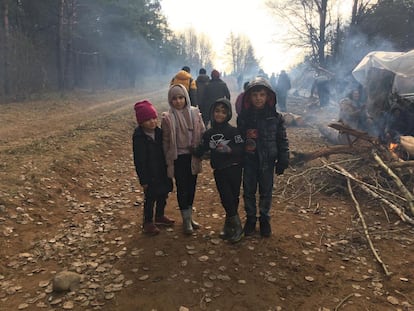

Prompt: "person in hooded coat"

[276,70,291,112]
[193,98,245,243]
[161,84,205,235]
[203,69,231,127]
[170,66,198,106]
[196,68,210,120]
[237,77,290,237]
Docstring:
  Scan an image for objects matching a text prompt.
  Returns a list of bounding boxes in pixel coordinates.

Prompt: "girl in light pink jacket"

[161,84,205,235]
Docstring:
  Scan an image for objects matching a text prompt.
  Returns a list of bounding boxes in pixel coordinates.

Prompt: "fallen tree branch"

[287,157,407,207]
[328,122,378,145]
[291,145,371,165]
[346,178,392,276]
[373,151,414,216]
[321,159,414,225]
[388,160,414,169]
[334,293,355,311]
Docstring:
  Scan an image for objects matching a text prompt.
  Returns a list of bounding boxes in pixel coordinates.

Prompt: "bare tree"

[351,0,373,28]
[176,28,214,71]
[197,34,214,69]
[224,32,259,75]
[266,0,335,66]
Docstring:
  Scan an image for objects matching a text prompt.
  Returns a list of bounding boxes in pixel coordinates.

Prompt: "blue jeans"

[243,160,274,221]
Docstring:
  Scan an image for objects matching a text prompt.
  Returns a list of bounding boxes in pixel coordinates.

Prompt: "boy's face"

[213,104,228,124]
[250,89,268,109]
[171,95,186,110]
[140,118,158,130]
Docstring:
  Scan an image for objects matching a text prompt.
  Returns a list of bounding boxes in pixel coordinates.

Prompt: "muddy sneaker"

[143,222,160,235]
[155,215,175,226]
[259,219,271,238]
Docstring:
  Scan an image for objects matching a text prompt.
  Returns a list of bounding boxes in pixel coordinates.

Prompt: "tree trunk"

[3,0,10,96]
[57,0,65,91]
[318,0,328,66]
[351,0,358,25]
[64,0,76,90]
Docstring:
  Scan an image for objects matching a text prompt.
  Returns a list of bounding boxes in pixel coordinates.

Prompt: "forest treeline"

[0,0,413,100]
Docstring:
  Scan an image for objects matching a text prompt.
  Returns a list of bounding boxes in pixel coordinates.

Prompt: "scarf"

[171,107,193,152]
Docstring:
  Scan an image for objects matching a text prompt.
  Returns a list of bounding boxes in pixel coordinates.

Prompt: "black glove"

[275,162,288,175]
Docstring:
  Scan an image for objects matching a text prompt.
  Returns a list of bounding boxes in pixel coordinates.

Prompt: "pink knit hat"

[134,100,157,124]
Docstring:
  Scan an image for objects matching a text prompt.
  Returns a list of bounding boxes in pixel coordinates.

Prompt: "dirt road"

[0,88,413,311]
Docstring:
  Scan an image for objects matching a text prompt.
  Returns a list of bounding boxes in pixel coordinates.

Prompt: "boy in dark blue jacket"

[237,77,290,237]
[132,100,174,235]
[193,98,244,243]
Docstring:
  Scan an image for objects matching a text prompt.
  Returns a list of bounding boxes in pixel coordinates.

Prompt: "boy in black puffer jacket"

[237,77,290,237]
[193,98,244,243]
[132,100,174,235]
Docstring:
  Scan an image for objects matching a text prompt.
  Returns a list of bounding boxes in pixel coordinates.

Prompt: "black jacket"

[194,98,244,170]
[237,77,289,171]
[132,126,173,196]
[204,78,231,109]
[196,73,210,110]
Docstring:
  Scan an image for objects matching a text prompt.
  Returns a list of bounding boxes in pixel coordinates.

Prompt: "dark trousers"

[200,104,211,128]
[277,94,287,112]
[174,154,197,210]
[214,165,242,217]
[243,160,274,221]
[143,192,167,223]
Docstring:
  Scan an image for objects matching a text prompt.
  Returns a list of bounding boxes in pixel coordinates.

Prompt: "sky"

[161,0,353,75]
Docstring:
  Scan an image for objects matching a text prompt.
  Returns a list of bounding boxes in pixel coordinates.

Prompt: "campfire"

[386,139,408,161]
[389,142,398,151]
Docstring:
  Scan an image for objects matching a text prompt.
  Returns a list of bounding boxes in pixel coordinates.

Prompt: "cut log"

[328,122,378,145]
[291,145,371,165]
[281,112,305,127]
[388,160,414,168]
[400,135,414,157]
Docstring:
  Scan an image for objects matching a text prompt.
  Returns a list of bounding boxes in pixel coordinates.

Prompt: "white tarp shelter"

[352,50,414,95]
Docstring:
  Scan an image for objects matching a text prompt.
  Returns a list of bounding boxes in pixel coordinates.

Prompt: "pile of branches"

[287,123,414,276]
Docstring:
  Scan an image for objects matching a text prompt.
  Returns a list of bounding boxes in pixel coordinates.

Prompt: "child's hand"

[275,161,288,175]
[275,165,285,175]
[216,143,231,153]
[189,146,202,158]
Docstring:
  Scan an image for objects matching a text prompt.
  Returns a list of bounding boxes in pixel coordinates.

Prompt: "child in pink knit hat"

[132,100,174,235]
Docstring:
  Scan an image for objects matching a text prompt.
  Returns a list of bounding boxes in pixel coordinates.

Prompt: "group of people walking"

[132,67,290,244]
